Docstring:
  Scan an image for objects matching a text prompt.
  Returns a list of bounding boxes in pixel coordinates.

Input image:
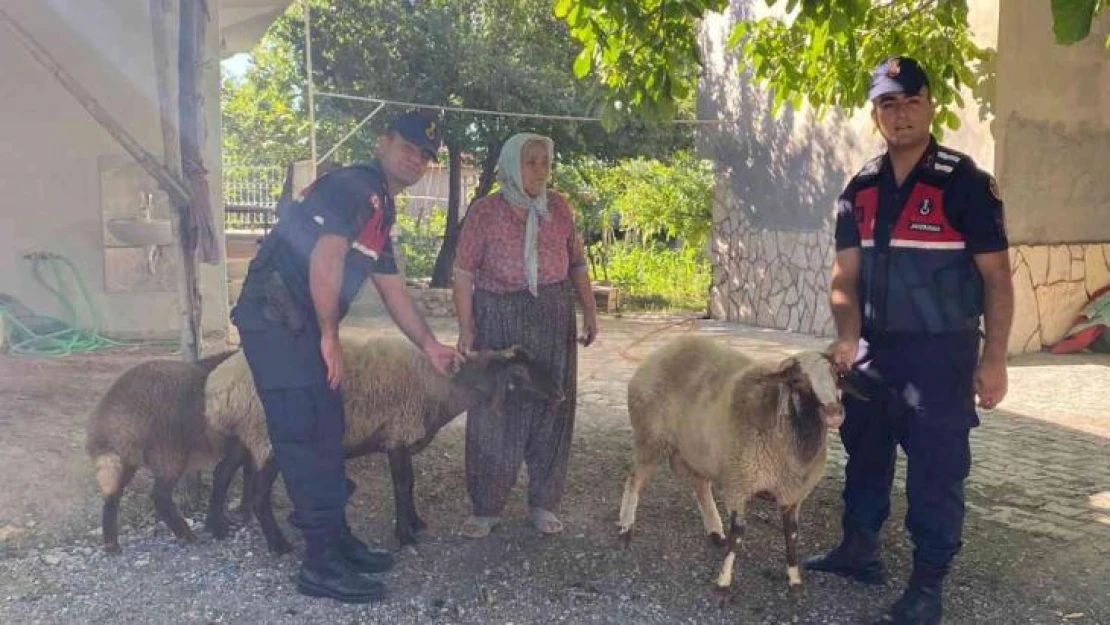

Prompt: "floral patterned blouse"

[453,191,587,294]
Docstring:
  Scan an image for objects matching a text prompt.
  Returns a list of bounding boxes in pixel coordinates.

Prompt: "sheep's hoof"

[708,532,726,548]
[396,532,417,548]
[788,582,806,599]
[617,529,632,548]
[103,542,121,555]
[710,584,735,607]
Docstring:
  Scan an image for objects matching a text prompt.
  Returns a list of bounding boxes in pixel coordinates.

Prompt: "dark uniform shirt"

[271,162,399,320]
[834,136,1008,337]
[231,161,399,388]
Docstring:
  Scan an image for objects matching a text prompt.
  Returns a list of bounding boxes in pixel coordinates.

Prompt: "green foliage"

[554,150,713,248]
[223,0,694,168]
[556,0,1110,129]
[394,207,447,281]
[553,151,713,311]
[608,152,714,249]
[731,1,991,136]
[599,241,711,311]
[555,0,729,127]
[1052,0,1109,46]
[552,155,621,243]
[221,37,310,165]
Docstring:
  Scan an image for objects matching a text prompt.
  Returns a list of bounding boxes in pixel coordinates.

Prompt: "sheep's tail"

[93,454,125,497]
[197,350,239,373]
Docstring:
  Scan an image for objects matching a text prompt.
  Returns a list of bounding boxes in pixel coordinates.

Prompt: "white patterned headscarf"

[496,132,554,297]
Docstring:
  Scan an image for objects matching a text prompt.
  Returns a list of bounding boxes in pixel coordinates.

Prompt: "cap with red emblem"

[868,56,930,101]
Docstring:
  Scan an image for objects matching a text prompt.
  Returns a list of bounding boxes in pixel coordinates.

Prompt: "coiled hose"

[0,252,176,357]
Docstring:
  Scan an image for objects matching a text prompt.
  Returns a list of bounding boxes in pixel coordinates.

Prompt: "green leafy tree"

[608,151,714,249]
[557,0,1109,130]
[223,0,694,285]
[221,37,309,166]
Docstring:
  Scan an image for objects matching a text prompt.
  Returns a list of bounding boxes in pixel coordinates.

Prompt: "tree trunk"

[430,140,463,287]
[429,136,503,287]
[472,137,502,201]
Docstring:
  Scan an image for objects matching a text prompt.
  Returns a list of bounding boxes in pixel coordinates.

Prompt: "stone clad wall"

[708,210,835,336]
[1009,244,1110,353]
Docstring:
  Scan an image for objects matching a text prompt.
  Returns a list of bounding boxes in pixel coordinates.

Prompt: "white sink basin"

[106,218,174,246]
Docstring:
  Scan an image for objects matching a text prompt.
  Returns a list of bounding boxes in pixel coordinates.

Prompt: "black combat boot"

[338,522,394,575]
[873,565,944,625]
[802,527,886,585]
[296,547,386,604]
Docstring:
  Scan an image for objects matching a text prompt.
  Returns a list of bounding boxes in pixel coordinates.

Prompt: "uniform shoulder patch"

[934,148,963,165]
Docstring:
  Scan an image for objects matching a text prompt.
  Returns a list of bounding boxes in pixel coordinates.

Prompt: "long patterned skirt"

[465,280,578,516]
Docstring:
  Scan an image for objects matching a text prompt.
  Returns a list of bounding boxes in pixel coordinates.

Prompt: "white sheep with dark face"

[617,335,863,598]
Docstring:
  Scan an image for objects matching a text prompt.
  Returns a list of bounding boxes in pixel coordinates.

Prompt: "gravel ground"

[1,318,1107,624]
[1,418,1106,625]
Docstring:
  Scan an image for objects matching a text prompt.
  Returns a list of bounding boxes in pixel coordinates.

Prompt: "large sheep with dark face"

[616,335,862,598]
[204,335,563,553]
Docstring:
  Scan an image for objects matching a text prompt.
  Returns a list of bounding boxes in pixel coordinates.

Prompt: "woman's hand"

[579,311,598,347]
[320,331,343,389]
[457,326,476,356]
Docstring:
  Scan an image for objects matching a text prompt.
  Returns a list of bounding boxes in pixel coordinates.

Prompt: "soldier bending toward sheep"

[231,111,462,604]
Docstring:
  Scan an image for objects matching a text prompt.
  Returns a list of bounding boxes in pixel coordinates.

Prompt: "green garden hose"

[0,252,176,357]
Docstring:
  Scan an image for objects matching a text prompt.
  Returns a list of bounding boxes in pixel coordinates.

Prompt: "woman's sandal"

[530,508,564,535]
[460,515,500,538]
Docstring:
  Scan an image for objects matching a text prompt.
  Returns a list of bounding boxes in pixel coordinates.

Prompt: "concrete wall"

[0,1,229,340]
[993,4,1110,246]
[699,0,999,337]
[993,5,1110,353]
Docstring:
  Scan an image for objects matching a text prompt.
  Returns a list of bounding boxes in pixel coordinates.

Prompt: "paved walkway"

[346,313,1110,544]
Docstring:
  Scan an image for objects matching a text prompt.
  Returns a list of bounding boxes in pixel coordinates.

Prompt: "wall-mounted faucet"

[139,191,154,221]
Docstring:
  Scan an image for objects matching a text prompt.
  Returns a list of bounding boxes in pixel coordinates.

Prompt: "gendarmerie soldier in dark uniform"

[805,57,1014,625]
[232,111,462,604]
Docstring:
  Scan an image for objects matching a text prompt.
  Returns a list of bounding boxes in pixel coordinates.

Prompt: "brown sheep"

[617,335,864,598]
[85,350,239,553]
[203,335,563,553]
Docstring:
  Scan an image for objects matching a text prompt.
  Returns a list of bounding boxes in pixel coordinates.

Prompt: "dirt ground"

[0,316,1107,624]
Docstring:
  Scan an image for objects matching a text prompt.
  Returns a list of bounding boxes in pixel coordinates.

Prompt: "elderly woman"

[452,132,599,537]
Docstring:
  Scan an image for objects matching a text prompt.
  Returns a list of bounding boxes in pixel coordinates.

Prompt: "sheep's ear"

[769,356,800,380]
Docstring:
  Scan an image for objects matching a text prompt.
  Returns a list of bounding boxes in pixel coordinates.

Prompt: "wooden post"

[178,0,208,360]
[150,0,200,362]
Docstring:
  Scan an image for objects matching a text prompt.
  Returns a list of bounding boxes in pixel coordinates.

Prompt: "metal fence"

[220,163,473,234]
[223,165,283,232]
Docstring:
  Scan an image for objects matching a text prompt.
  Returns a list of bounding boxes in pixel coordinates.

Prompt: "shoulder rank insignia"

[935,149,962,165]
